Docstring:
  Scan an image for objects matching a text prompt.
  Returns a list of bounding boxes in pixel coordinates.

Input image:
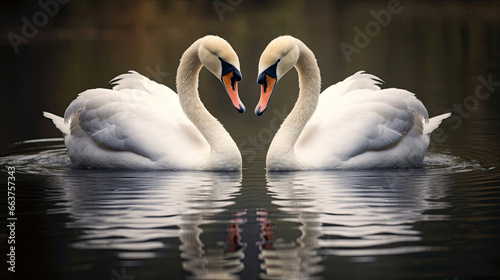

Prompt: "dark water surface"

[1,1,500,279]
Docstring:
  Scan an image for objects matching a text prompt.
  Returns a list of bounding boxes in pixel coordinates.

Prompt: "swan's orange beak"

[222,71,245,113]
[255,74,277,116]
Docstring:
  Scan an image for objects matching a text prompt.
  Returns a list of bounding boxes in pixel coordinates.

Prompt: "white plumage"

[46,72,208,169]
[256,36,450,170]
[44,36,244,170]
[296,71,450,169]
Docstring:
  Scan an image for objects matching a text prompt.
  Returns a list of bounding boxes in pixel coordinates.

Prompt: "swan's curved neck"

[176,42,241,170]
[267,41,321,169]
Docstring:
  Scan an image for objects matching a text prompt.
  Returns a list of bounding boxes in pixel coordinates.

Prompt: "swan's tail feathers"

[43,111,70,136]
[424,112,451,135]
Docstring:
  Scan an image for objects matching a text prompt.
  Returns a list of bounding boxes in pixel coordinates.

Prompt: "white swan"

[44,35,245,171]
[255,36,451,171]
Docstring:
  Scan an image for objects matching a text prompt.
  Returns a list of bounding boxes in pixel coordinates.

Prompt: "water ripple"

[259,168,455,278]
[1,139,498,279]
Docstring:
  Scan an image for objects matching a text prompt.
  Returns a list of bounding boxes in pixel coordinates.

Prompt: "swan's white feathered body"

[44,36,244,170]
[256,36,450,170]
[295,71,450,169]
[45,72,209,169]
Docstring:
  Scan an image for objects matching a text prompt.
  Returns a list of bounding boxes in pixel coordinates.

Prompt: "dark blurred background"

[1,2,500,279]
[0,0,499,151]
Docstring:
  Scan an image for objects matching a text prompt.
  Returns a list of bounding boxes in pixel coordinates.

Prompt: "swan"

[44,35,245,171]
[255,36,451,171]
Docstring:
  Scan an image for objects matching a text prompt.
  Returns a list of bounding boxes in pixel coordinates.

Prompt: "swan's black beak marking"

[220,58,245,113]
[256,60,279,116]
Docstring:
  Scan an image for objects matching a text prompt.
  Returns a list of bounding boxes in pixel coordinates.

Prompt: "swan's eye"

[219,57,242,91]
[257,59,280,91]
[257,59,279,82]
[219,58,241,79]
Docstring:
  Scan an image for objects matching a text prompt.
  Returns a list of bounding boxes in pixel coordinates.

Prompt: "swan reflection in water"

[256,207,323,280]
[261,169,451,279]
[46,170,245,279]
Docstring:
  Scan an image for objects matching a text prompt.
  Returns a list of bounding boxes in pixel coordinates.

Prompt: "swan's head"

[255,36,300,116]
[198,35,245,113]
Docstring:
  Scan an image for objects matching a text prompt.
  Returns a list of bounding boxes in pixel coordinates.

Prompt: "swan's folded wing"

[64,75,208,162]
[296,87,428,163]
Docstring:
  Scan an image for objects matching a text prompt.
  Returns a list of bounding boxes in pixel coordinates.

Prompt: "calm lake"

[1,1,499,279]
